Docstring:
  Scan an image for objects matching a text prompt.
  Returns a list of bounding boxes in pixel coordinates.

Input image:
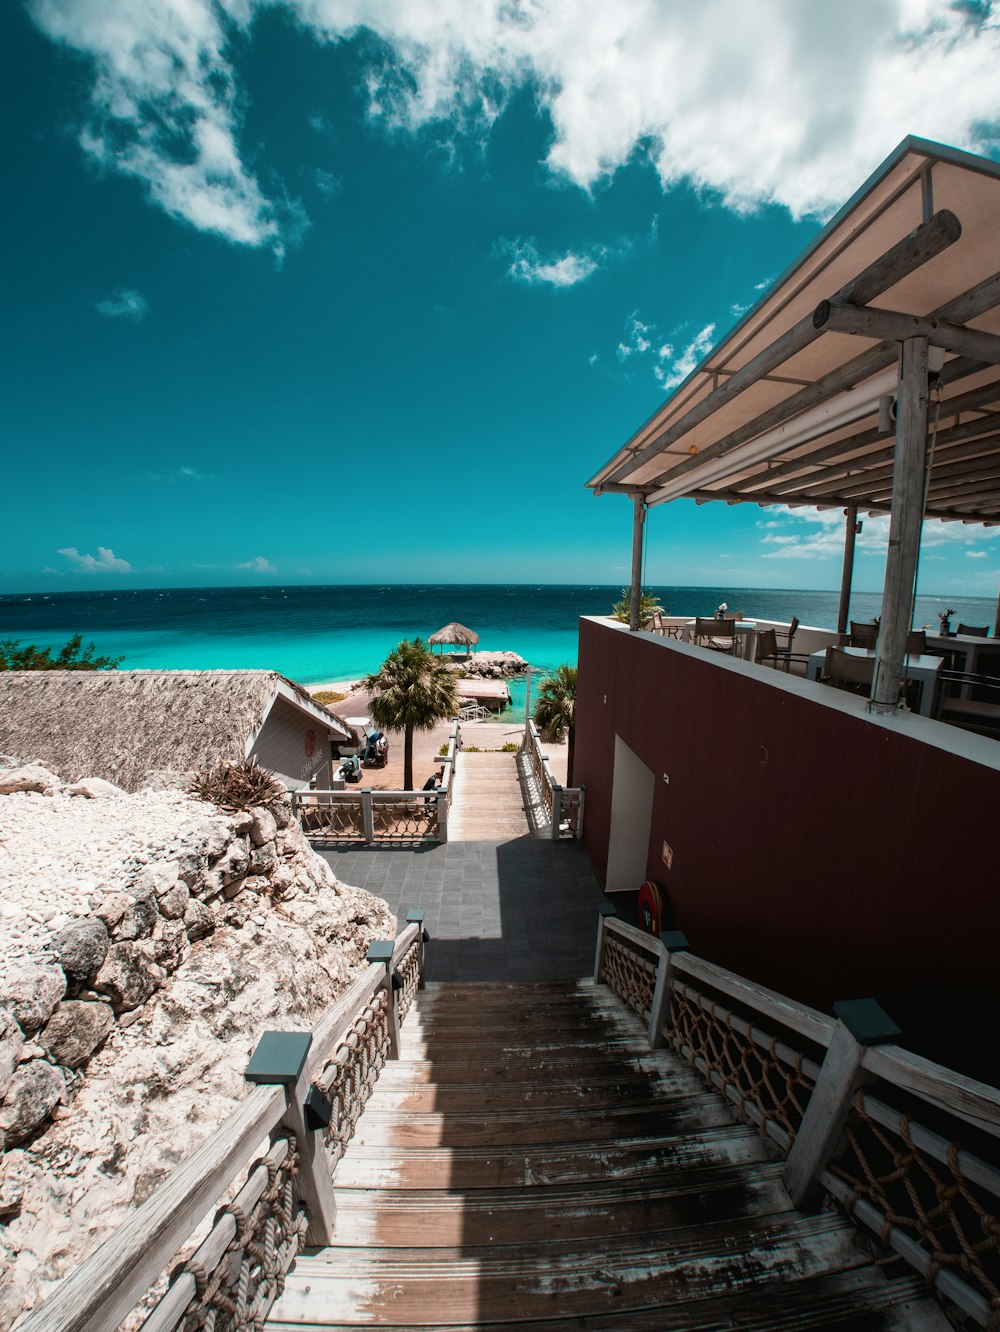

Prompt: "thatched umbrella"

[427,622,480,655]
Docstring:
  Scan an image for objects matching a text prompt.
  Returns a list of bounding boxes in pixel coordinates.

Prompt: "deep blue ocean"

[1,585,995,719]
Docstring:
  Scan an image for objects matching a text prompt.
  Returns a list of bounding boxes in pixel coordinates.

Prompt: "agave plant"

[610,588,664,624]
[190,757,286,811]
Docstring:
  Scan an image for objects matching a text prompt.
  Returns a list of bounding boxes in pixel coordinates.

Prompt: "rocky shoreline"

[0,758,392,1322]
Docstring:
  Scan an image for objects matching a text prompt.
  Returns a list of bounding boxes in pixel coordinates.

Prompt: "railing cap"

[599,902,618,918]
[659,929,691,953]
[367,940,395,964]
[405,909,425,924]
[245,1031,312,1085]
[833,998,902,1046]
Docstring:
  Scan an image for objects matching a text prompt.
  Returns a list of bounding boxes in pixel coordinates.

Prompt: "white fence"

[520,719,585,839]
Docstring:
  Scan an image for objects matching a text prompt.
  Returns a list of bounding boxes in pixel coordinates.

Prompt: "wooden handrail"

[18,1082,287,1332]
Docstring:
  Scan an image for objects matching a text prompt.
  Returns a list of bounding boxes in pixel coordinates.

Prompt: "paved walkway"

[322,837,607,982]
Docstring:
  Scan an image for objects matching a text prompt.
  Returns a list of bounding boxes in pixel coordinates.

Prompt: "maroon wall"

[576,617,1000,1072]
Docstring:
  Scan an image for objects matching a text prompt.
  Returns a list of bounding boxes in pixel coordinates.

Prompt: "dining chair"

[849,620,879,649]
[822,646,875,695]
[720,611,743,621]
[774,616,799,653]
[905,629,927,655]
[693,616,737,653]
[957,623,989,637]
[647,610,666,636]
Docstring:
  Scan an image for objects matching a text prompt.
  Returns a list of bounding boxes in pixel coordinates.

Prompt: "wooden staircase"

[267,980,947,1330]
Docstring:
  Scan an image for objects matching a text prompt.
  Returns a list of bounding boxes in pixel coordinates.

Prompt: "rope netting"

[395,940,422,1023]
[832,1088,1000,1327]
[297,798,364,839]
[601,933,656,1021]
[316,988,391,1168]
[668,979,816,1146]
[169,1135,306,1332]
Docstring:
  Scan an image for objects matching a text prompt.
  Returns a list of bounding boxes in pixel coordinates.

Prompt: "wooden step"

[268,1213,882,1325]
[326,1165,790,1247]
[266,1269,945,1331]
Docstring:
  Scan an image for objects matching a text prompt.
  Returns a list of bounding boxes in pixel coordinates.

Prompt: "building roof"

[587,138,1000,526]
[0,669,352,792]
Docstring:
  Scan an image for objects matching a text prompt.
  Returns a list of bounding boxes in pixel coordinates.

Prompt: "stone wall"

[0,761,385,1152]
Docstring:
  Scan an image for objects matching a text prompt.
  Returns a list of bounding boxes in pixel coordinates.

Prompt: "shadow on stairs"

[266,981,947,1330]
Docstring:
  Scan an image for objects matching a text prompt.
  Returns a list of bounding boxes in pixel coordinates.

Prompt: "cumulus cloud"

[238,555,276,573]
[759,508,1000,560]
[96,289,149,320]
[56,545,132,573]
[28,1,1000,248]
[501,239,600,287]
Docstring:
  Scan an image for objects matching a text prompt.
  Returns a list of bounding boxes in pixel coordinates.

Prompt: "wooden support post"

[783,999,900,1212]
[367,941,401,1059]
[872,337,929,714]
[436,790,448,843]
[647,930,690,1049]
[629,493,645,631]
[361,788,375,844]
[593,903,617,983]
[245,1032,337,1246]
[837,506,858,636]
[405,909,427,989]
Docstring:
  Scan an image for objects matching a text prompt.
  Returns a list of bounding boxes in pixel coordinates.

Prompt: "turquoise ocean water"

[1,584,995,720]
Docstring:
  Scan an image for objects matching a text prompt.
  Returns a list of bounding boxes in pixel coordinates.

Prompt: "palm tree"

[363,638,459,791]
[533,664,578,786]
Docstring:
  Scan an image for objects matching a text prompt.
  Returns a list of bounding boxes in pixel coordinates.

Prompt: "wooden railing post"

[783,998,901,1211]
[575,784,585,837]
[367,941,401,1058]
[593,903,617,982]
[361,788,375,844]
[550,783,562,838]
[437,790,449,843]
[245,1031,337,1246]
[406,909,428,989]
[647,930,690,1049]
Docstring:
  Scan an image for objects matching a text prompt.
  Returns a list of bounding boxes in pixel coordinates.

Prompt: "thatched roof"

[0,670,351,793]
[428,622,479,648]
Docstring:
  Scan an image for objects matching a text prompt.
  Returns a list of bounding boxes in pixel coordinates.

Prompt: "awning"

[588,137,1000,527]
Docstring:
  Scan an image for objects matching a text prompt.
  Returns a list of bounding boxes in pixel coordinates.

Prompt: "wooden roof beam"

[794,436,1000,502]
[599,209,961,489]
[814,301,1000,364]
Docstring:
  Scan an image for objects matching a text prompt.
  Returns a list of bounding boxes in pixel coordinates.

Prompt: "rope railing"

[594,908,1000,1327]
[19,918,427,1332]
[519,719,585,839]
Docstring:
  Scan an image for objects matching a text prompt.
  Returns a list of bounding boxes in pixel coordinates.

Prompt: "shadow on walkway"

[320,837,608,981]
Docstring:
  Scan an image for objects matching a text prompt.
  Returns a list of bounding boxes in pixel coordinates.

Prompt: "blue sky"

[5,0,1000,595]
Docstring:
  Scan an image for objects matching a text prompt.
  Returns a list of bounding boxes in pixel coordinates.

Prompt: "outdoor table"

[682,619,758,661]
[925,634,1000,692]
[807,647,942,717]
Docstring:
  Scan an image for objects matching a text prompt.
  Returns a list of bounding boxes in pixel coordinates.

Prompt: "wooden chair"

[693,616,737,654]
[720,611,743,621]
[774,616,799,653]
[754,628,780,668]
[905,629,927,655]
[849,621,879,649]
[957,623,989,637]
[646,610,666,636]
[822,647,875,695]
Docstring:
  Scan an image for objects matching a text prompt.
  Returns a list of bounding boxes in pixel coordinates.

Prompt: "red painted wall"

[576,617,1000,1074]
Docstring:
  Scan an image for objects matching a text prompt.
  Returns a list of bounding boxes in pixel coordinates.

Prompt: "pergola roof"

[587,138,1000,526]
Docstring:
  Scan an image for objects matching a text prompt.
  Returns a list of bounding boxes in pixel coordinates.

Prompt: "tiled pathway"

[321,837,607,982]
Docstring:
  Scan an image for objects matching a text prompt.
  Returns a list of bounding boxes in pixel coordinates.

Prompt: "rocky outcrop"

[446,650,528,680]
[0,760,393,1322]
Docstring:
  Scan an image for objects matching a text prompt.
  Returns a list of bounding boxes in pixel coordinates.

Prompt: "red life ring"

[637,880,664,935]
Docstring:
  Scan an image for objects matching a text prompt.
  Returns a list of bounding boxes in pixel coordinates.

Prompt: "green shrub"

[500,742,518,752]
[312,689,347,705]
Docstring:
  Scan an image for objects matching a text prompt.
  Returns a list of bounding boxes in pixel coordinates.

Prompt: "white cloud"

[57,545,132,573]
[758,507,1000,560]
[616,313,717,390]
[967,549,988,558]
[96,289,149,321]
[30,1,1000,247]
[238,555,276,573]
[502,239,600,287]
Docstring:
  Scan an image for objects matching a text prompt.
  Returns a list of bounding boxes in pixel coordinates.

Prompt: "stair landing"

[267,981,947,1330]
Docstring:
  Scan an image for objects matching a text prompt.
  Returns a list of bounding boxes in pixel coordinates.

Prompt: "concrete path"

[322,838,607,982]
[448,751,531,841]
